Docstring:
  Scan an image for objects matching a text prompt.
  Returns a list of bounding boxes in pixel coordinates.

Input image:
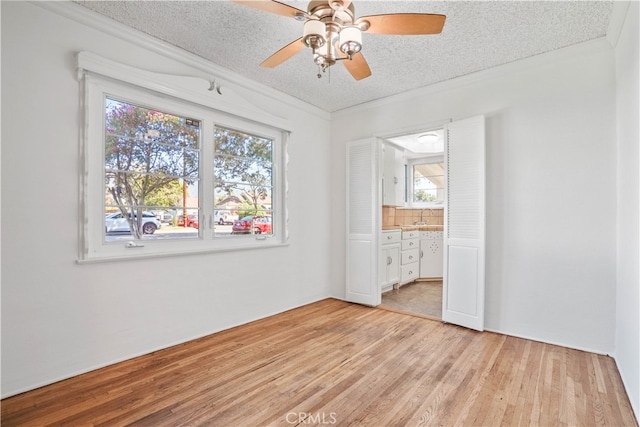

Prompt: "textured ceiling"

[73,1,614,112]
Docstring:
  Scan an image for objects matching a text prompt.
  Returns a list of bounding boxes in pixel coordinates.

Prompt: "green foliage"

[145,179,184,208]
[214,127,272,213]
[415,189,437,202]
[237,201,267,218]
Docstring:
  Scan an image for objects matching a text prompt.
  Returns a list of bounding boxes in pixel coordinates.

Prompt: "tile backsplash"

[382,206,444,227]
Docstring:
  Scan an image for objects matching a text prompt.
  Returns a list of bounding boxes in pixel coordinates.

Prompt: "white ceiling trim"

[606,1,632,48]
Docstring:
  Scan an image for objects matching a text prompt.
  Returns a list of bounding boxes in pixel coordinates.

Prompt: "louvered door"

[346,138,381,306]
[442,116,486,331]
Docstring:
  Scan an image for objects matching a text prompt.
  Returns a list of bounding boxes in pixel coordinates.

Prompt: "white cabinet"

[420,231,443,278]
[400,230,420,284]
[380,230,401,290]
[382,143,405,206]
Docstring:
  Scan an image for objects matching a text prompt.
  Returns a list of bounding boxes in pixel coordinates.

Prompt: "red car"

[177,214,199,229]
[232,216,272,235]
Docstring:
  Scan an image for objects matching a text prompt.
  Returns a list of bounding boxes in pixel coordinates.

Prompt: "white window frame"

[407,155,445,209]
[77,53,290,262]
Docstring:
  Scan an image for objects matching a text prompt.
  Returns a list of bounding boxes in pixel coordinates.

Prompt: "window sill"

[406,202,445,209]
[77,238,289,264]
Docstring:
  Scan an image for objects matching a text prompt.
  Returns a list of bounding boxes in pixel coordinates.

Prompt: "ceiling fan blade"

[357,13,446,35]
[231,0,305,19]
[261,38,305,68]
[342,52,371,81]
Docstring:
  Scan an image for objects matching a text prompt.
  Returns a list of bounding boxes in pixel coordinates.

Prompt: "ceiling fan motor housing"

[306,1,363,63]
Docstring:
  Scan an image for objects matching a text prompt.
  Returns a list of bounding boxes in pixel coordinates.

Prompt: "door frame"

[345,117,486,332]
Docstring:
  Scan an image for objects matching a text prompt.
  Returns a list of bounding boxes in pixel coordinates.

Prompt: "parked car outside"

[155,210,174,224]
[231,215,272,235]
[105,211,161,234]
[177,214,199,229]
[214,210,239,225]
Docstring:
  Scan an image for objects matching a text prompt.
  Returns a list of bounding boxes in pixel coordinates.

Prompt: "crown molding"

[333,37,614,117]
[31,1,331,121]
[606,1,631,48]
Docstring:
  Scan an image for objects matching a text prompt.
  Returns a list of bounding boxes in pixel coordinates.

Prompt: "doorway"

[346,116,486,330]
[379,128,445,319]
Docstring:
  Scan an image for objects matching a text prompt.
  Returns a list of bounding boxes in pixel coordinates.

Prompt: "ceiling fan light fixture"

[303,20,326,49]
[339,26,362,56]
[314,42,329,65]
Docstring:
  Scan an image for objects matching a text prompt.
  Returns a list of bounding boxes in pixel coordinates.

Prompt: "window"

[80,66,288,261]
[408,156,445,206]
[104,98,200,242]
[213,126,273,237]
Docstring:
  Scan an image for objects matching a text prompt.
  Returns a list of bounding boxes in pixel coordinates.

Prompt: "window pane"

[213,126,274,237]
[104,174,199,209]
[215,129,272,161]
[104,98,200,241]
[413,162,445,203]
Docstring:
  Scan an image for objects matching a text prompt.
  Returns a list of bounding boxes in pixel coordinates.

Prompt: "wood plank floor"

[2,299,637,426]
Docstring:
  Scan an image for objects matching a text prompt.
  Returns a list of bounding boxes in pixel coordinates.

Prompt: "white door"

[442,115,485,331]
[346,138,381,306]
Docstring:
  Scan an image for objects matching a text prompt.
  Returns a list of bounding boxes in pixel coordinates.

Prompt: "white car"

[105,211,161,234]
[214,210,239,225]
[155,210,175,224]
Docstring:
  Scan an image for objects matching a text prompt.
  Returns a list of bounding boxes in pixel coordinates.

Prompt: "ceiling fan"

[232,0,446,80]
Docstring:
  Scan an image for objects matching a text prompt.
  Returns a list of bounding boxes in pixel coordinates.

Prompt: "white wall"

[3,0,636,410]
[330,39,618,354]
[1,2,332,397]
[614,2,640,418]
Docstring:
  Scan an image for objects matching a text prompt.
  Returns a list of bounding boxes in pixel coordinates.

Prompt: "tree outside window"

[104,98,199,239]
[413,161,445,204]
[214,126,273,234]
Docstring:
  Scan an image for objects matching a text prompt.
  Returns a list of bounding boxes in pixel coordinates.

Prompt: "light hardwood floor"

[2,299,637,426]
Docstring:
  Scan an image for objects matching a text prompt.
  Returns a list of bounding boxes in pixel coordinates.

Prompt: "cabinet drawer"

[401,263,419,283]
[401,238,419,250]
[401,248,420,265]
[402,230,420,240]
[381,230,401,245]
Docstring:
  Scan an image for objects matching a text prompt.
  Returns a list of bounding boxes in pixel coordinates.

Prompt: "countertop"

[382,225,444,232]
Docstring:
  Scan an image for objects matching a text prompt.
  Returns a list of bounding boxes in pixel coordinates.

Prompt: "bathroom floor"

[381,280,442,318]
